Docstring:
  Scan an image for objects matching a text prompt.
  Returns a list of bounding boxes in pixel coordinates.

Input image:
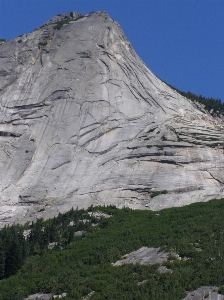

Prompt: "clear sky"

[0,0,224,101]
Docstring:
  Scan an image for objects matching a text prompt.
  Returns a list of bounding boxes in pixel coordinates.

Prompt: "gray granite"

[183,287,224,300]
[112,247,168,266]
[0,11,224,226]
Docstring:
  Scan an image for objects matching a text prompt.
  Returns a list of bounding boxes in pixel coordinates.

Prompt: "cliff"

[0,11,224,225]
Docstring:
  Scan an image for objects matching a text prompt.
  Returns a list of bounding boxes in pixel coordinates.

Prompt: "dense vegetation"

[0,208,95,280]
[167,83,224,115]
[0,200,224,299]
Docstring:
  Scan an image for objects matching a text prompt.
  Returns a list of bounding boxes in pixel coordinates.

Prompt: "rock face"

[0,11,224,225]
[183,287,224,300]
[111,247,168,266]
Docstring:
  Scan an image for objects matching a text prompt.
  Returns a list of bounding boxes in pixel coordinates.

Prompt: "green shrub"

[38,41,47,47]
[53,19,70,30]
[53,15,85,30]
[151,190,168,198]
[156,145,164,150]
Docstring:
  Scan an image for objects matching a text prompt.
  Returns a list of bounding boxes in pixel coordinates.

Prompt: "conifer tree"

[0,238,5,279]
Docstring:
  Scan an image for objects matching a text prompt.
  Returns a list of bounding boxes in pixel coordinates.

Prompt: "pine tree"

[0,237,5,279]
[5,238,22,277]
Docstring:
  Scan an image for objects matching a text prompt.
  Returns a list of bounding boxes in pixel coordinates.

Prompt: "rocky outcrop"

[183,287,224,300]
[111,247,169,266]
[24,292,67,299]
[0,11,224,225]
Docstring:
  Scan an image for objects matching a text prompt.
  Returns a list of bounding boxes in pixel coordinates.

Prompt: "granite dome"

[0,11,224,225]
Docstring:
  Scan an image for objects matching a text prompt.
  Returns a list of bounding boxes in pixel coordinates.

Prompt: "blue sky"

[0,0,224,101]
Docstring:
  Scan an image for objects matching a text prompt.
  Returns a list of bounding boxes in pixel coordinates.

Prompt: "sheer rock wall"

[0,11,224,225]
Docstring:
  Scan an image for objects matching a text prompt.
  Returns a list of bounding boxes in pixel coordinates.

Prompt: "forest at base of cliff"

[0,199,224,299]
